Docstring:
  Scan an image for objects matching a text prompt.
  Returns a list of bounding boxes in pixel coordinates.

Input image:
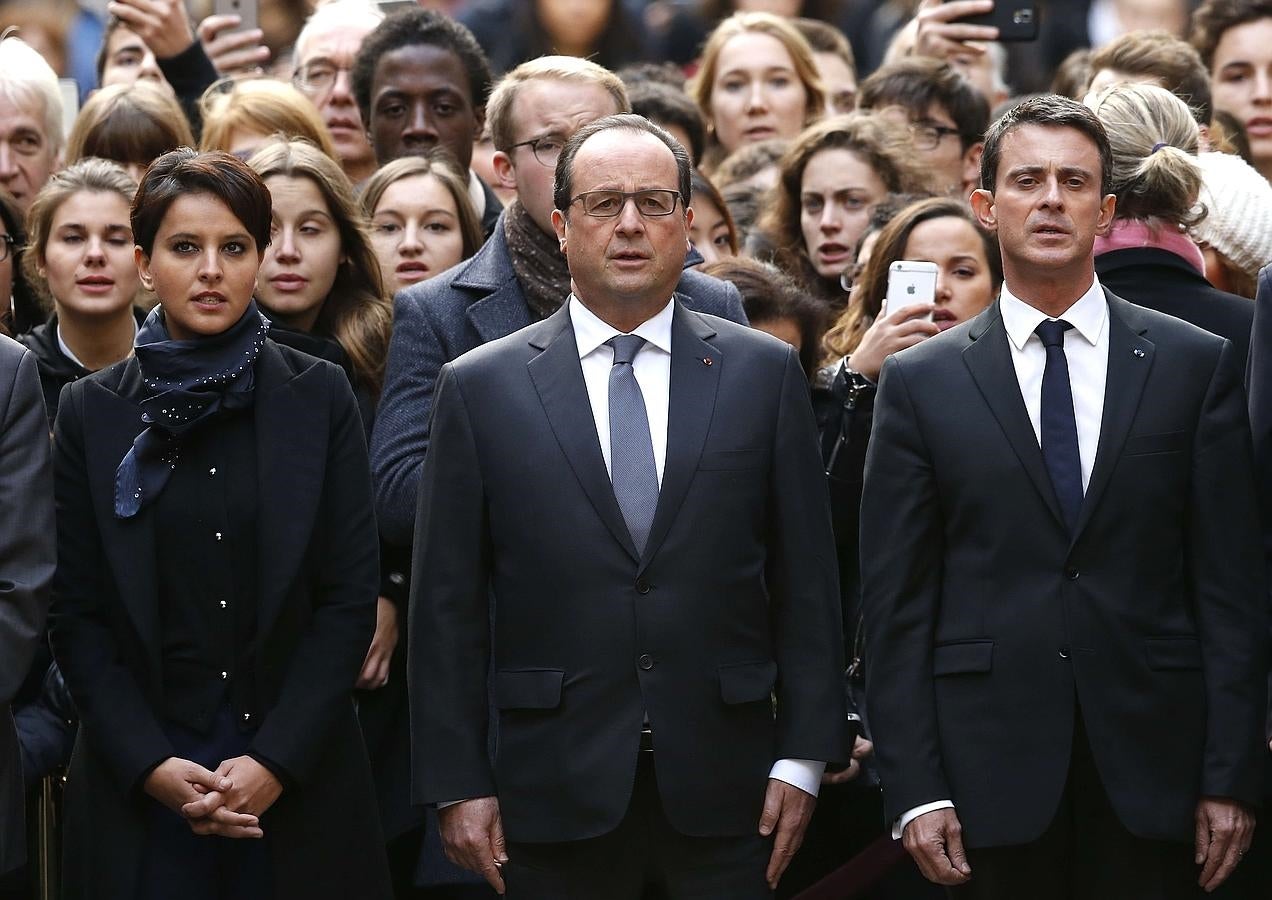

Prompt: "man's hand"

[914,0,1000,60]
[758,779,816,890]
[438,797,508,895]
[848,303,939,382]
[197,15,269,75]
[144,756,262,838]
[106,0,196,59]
[357,597,399,690]
[822,735,874,786]
[1195,797,1255,892]
[903,808,972,886]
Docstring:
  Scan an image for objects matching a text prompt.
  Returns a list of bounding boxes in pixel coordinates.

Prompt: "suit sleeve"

[248,366,380,784]
[767,348,851,763]
[0,349,55,706]
[1246,265,1272,742]
[370,290,450,545]
[1190,338,1270,802]
[48,384,174,789]
[409,363,494,805]
[859,355,951,824]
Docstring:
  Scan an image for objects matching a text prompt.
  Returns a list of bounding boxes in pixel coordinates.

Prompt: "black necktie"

[1034,319,1083,532]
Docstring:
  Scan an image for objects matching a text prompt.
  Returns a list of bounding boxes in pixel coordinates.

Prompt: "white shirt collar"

[569,295,675,360]
[1000,276,1107,351]
[467,168,487,220]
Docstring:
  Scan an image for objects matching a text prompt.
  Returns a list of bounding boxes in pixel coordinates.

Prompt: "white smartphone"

[214,0,257,33]
[883,260,938,317]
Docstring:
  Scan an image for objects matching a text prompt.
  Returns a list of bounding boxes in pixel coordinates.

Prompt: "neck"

[573,283,667,333]
[266,305,321,334]
[57,305,136,371]
[1001,260,1096,318]
[344,154,378,186]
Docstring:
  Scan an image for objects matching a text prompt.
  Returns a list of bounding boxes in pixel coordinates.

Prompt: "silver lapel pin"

[1132,348,1146,358]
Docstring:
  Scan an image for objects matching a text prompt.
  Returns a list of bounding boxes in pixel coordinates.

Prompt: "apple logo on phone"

[906,285,916,294]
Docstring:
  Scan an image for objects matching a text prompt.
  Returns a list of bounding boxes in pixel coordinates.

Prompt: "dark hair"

[858,57,989,152]
[629,82,706,164]
[1089,31,1212,125]
[0,188,39,336]
[94,16,127,83]
[699,257,826,378]
[712,138,787,188]
[520,0,642,73]
[131,149,272,257]
[554,114,693,216]
[691,168,738,254]
[351,8,493,126]
[823,196,1002,361]
[1051,48,1094,99]
[980,95,1114,196]
[66,82,194,171]
[616,61,686,90]
[1190,0,1272,69]
[791,17,855,70]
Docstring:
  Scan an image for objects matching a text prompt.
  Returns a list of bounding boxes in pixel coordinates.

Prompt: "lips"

[326,116,361,133]
[743,125,776,140]
[610,250,650,266]
[395,261,431,283]
[269,273,309,291]
[1247,117,1272,138]
[817,242,851,264]
[192,291,226,306]
[932,307,957,330]
[76,275,115,294]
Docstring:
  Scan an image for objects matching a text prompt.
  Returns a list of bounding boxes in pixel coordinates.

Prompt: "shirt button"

[219,600,227,609]
[214,532,223,541]
[243,712,251,722]
[1065,567,1079,581]
[220,671,228,679]
[635,578,651,595]
[1059,646,1070,659]
[638,653,654,670]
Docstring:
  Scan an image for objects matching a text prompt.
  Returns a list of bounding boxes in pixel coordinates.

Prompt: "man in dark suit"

[0,336,54,876]
[370,56,747,546]
[861,95,1268,898]
[409,114,849,899]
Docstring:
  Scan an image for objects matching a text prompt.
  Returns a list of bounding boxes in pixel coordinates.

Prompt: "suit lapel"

[1071,291,1154,540]
[253,343,326,637]
[527,306,640,562]
[457,224,536,344]
[638,302,719,574]
[84,363,161,675]
[962,303,1067,531]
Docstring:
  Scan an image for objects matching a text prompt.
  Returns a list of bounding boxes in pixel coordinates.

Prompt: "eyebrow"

[1005,164,1094,179]
[166,231,252,242]
[720,65,796,78]
[56,222,132,232]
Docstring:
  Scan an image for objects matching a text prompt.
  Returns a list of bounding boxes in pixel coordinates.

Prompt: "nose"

[614,197,647,235]
[1039,175,1065,209]
[84,234,107,265]
[329,68,354,104]
[198,248,223,282]
[402,101,438,146]
[934,273,953,304]
[746,80,769,114]
[1255,71,1272,104]
[274,226,300,263]
[139,51,163,84]
[819,202,841,234]
[0,143,15,181]
[399,220,424,255]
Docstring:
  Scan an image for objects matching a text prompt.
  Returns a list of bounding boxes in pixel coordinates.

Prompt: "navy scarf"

[114,301,271,518]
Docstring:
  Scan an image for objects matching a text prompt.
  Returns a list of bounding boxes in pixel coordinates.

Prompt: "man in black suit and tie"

[861,95,1268,898]
[409,114,850,898]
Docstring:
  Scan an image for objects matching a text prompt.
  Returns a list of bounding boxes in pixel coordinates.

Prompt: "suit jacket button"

[638,653,654,670]
[635,578,651,595]
[1059,647,1070,659]
[1065,567,1079,580]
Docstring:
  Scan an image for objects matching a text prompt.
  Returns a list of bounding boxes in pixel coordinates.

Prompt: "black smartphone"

[946,1,1039,42]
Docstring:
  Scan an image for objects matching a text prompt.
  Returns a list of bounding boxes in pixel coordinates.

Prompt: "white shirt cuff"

[893,800,955,839]
[768,758,826,798]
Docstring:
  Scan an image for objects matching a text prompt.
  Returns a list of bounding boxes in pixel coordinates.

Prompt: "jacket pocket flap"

[933,641,994,675]
[1145,637,1202,670]
[1124,431,1188,456]
[699,448,767,471]
[718,659,778,704]
[493,669,564,709]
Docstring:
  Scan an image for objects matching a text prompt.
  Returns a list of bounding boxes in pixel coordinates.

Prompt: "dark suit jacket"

[0,337,54,875]
[370,213,749,543]
[861,291,1268,849]
[410,300,850,843]
[48,342,391,899]
[1244,263,1272,765]
[1096,247,1253,373]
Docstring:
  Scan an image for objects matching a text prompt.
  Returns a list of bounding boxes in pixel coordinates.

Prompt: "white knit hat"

[1191,151,1272,278]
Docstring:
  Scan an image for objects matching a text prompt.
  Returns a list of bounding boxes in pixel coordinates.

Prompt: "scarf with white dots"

[114,300,270,518]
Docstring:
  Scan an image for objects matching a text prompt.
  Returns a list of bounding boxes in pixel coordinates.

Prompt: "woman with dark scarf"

[47,149,391,900]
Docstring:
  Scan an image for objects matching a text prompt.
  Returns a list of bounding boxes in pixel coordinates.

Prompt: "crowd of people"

[1,0,1272,898]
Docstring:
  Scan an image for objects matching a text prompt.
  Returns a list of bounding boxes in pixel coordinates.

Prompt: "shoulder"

[1110,292,1227,352]
[0,333,28,371]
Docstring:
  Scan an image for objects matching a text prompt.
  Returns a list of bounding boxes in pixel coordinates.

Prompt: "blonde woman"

[200,79,338,160]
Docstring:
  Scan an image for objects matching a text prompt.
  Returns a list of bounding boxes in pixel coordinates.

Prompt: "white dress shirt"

[893,278,1110,839]
[569,295,826,799]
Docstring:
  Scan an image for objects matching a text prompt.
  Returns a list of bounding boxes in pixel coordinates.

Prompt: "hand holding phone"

[882,260,939,317]
[915,0,1001,60]
[105,0,196,59]
[198,0,269,76]
[942,0,1038,42]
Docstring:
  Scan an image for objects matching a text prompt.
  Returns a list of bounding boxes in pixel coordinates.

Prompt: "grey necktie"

[607,334,659,554]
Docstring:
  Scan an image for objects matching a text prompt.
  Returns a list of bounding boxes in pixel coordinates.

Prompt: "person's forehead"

[301,22,375,65]
[999,123,1101,166]
[572,130,678,187]
[511,78,618,134]
[106,25,147,57]
[373,42,471,96]
[0,91,48,137]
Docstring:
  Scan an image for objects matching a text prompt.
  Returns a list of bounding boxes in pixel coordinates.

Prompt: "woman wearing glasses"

[758,112,930,308]
[48,149,391,900]
[361,150,484,298]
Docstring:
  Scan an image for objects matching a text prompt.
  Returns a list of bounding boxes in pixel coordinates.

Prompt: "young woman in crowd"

[689,11,826,172]
[359,151,484,299]
[19,159,143,424]
[688,169,739,268]
[760,112,930,307]
[48,148,391,900]
[1087,82,1257,368]
[199,79,338,160]
[247,139,392,406]
[64,82,195,183]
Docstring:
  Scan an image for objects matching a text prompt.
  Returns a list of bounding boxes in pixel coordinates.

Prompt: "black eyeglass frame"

[508,134,567,168]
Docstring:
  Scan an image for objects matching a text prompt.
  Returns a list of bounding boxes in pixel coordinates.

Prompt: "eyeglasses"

[0,234,13,263]
[569,190,682,218]
[909,122,963,151]
[509,134,566,168]
[293,61,351,96]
